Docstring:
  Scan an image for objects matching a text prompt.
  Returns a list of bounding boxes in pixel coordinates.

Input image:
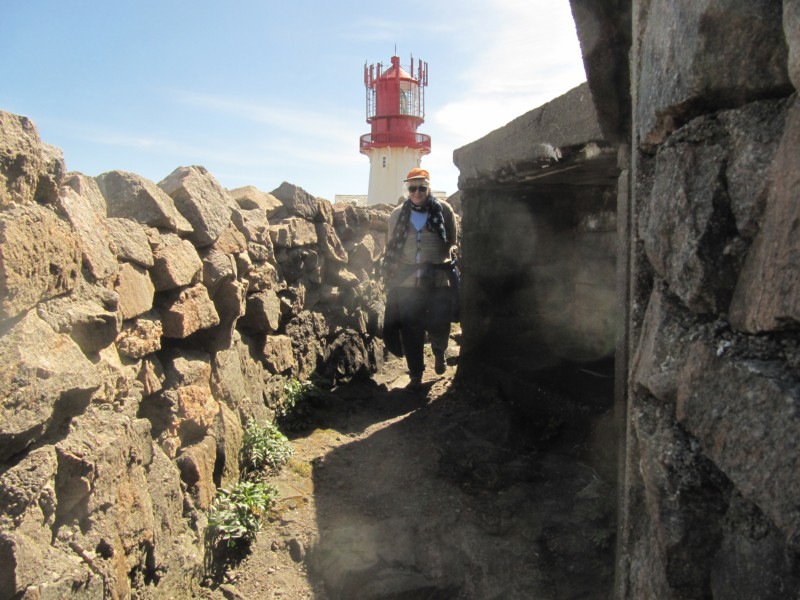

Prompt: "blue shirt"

[410,210,427,232]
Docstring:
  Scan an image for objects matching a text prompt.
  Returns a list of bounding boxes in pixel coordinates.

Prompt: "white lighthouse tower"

[360,55,430,206]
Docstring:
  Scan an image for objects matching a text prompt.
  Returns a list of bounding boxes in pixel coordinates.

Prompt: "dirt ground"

[204,330,617,600]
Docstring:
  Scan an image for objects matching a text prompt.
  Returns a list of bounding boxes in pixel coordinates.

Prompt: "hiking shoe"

[434,353,446,375]
[405,376,422,393]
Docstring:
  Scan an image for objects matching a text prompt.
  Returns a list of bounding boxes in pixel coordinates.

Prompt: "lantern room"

[360,54,431,205]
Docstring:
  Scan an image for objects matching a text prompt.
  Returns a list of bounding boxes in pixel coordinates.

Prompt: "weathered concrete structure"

[455,82,619,389]
[455,1,800,598]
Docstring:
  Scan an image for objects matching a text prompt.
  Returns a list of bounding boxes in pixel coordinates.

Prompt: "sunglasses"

[408,185,428,193]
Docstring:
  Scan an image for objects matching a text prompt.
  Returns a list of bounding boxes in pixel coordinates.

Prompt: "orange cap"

[404,167,430,181]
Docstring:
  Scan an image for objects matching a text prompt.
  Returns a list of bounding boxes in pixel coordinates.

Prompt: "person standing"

[382,168,459,392]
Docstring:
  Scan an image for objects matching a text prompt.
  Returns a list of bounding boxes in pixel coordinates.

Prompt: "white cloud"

[423,0,586,192]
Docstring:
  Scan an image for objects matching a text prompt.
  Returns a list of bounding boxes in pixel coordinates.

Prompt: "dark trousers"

[394,286,452,378]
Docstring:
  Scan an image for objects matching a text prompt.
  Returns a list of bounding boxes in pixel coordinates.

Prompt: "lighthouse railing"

[359,133,431,153]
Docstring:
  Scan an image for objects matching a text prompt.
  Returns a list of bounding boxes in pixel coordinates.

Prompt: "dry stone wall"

[571,0,800,597]
[0,111,390,599]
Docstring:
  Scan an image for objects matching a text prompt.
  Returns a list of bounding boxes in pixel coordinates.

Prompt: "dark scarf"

[382,196,447,282]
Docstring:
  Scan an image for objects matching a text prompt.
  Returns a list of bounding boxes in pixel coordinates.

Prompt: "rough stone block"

[178,382,221,440]
[244,260,279,293]
[315,222,348,263]
[162,348,212,390]
[271,181,321,221]
[0,446,57,524]
[347,232,381,272]
[176,434,217,511]
[36,283,122,354]
[214,402,243,489]
[145,444,204,593]
[710,492,800,600]
[636,0,790,149]
[0,311,100,462]
[0,204,82,319]
[210,222,248,255]
[631,394,729,597]
[0,447,85,598]
[115,311,163,359]
[63,172,108,217]
[211,334,271,424]
[717,98,789,238]
[632,284,696,403]
[51,409,160,597]
[158,165,234,248]
[201,248,237,296]
[106,217,154,268]
[58,185,118,281]
[677,342,800,542]
[160,283,219,339]
[231,207,275,262]
[149,232,203,291]
[241,288,282,333]
[729,99,800,332]
[0,111,65,207]
[95,170,192,234]
[115,262,155,320]
[327,265,360,289]
[643,116,736,314]
[332,202,372,241]
[228,184,284,216]
[269,216,318,249]
[263,334,296,374]
[318,197,334,226]
[138,356,165,397]
[231,207,269,241]
[190,277,246,353]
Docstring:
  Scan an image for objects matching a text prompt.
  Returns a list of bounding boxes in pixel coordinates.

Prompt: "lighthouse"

[361,55,430,206]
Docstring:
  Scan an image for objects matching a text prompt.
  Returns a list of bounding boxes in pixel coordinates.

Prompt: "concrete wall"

[459,185,617,376]
[454,83,620,396]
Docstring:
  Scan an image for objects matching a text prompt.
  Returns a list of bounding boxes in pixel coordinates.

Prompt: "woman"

[383,168,459,392]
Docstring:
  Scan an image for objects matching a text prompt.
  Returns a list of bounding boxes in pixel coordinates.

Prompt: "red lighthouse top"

[360,55,431,155]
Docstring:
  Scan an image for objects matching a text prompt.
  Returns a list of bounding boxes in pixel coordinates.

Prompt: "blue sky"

[1,0,586,201]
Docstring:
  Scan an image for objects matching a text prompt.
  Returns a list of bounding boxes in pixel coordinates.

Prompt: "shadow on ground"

[303,366,617,600]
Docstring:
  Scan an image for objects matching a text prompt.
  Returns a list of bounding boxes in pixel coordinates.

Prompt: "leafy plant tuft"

[241,420,294,474]
[208,480,278,548]
[276,378,319,431]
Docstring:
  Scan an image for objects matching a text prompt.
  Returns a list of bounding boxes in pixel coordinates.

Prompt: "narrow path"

[211,341,616,600]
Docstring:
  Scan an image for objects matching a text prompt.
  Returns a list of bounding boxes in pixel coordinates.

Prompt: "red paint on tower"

[360,55,431,155]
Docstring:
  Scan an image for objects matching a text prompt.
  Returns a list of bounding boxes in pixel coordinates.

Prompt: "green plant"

[276,378,318,431]
[208,480,278,547]
[241,420,294,474]
[285,378,317,406]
